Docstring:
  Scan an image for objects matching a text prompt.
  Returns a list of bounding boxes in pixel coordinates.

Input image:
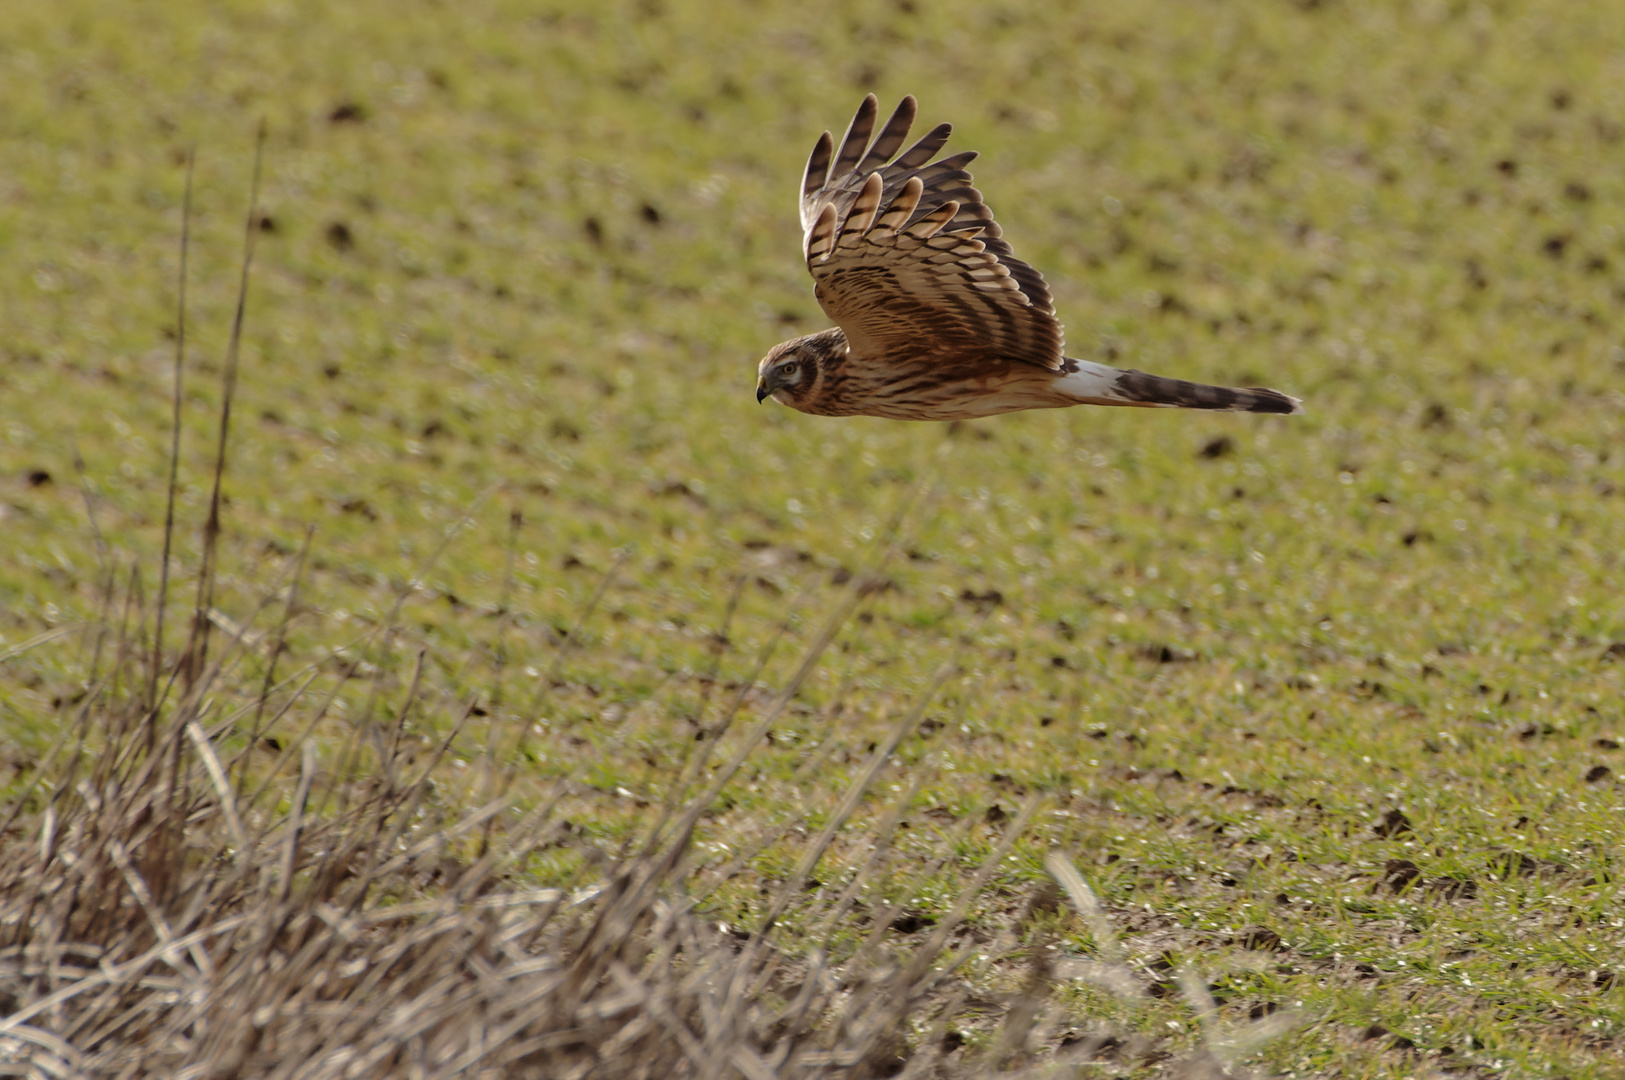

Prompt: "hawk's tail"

[1056,358,1302,415]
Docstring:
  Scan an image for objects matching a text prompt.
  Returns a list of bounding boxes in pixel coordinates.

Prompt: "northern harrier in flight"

[757,95,1301,420]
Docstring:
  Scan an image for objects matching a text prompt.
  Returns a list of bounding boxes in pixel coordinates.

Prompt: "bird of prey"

[756,95,1302,420]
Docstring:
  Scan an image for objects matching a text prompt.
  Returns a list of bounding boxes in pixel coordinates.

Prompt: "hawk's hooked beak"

[756,382,770,404]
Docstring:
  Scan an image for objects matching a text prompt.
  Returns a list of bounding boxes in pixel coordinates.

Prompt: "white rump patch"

[1054,359,1139,404]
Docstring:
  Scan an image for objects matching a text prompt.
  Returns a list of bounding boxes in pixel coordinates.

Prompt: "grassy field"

[5,0,1625,1074]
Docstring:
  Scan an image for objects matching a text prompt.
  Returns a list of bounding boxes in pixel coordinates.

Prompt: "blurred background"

[5,1,1625,1069]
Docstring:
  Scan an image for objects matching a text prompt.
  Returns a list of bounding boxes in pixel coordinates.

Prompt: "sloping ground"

[4,0,1625,1076]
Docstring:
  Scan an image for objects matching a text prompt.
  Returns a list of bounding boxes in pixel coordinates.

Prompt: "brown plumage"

[756,95,1302,421]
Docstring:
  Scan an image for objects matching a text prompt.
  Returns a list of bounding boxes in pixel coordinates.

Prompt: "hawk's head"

[756,338,815,406]
[756,329,844,410]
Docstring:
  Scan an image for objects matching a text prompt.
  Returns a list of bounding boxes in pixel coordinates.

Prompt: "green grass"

[5,0,1625,1074]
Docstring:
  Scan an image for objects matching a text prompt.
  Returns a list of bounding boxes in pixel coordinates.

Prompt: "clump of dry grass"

[0,493,1278,1080]
[0,616,1103,1078]
[0,612,1287,1078]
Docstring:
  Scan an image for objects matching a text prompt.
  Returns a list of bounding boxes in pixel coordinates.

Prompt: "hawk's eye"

[782,361,800,377]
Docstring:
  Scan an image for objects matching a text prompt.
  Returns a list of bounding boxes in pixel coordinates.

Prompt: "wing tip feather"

[832,94,881,172]
[803,130,835,200]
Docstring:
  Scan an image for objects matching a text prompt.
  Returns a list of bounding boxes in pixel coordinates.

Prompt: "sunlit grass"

[5,0,1625,1074]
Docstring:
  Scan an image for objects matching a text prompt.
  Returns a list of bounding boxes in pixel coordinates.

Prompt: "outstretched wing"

[800,95,1064,371]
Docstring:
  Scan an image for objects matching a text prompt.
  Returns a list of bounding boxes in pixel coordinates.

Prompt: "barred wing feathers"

[800,95,1065,371]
